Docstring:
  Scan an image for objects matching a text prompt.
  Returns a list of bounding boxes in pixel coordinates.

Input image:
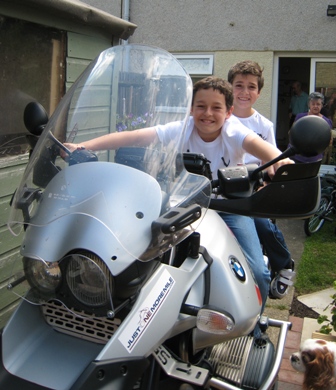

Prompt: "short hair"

[193,76,233,111]
[308,92,324,104]
[227,60,264,91]
[292,81,302,88]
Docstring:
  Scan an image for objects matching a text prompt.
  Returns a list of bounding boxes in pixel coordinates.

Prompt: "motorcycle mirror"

[23,102,49,136]
[289,115,331,156]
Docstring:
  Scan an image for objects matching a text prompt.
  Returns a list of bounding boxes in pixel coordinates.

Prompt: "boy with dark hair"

[228,61,295,299]
[66,76,294,326]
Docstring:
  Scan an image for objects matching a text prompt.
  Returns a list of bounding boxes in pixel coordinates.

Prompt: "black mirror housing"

[289,115,331,156]
[24,102,49,136]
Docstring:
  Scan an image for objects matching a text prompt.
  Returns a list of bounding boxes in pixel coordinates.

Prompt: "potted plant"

[312,280,336,341]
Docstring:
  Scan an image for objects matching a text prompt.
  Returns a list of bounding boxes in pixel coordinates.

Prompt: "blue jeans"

[254,218,291,273]
[218,213,271,313]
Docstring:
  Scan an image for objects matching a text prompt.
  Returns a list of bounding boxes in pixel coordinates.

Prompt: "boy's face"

[231,74,260,114]
[191,88,233,142]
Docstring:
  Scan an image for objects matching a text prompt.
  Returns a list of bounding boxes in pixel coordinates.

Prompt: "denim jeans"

[254,218,292,273]
[218,213,271,313]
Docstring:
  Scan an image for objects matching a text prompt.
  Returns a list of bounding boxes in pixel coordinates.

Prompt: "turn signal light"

[196,306,235,335]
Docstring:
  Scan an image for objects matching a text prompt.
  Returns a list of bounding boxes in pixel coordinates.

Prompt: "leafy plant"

[317,280,336,334]
[116,112,153,132]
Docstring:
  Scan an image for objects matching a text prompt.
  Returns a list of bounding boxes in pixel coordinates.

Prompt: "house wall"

[84,0,336,146]
[85,0,334,52]
[215,51,274,119]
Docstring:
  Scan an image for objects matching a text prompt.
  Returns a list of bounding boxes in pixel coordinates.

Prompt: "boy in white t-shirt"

[66,76,293,327]
[228,61,295,299]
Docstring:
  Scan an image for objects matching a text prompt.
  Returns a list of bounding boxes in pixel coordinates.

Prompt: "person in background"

[289,81,308,127]
[228,60,295,300]
[292,92,332,163]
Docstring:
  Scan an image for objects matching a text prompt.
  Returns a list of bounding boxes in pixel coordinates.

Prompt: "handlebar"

[182,152,323,219]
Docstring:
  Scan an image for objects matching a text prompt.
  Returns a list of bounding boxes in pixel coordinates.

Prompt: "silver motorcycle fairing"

[2,299,103,389]
[165,210,261,347]
[96,257,209,360]
[20,162,163,275]
[192,210,260,348]
[96,211,260,360]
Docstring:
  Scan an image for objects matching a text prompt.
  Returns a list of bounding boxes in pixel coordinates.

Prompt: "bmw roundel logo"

[229,256,246,282]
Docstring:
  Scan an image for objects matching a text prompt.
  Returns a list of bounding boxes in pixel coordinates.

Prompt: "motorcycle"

[1,44,331,390]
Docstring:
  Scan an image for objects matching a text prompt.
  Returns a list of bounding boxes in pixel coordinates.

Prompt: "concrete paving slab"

[301,317,319,343]
[298,289,336,344]
[297,288,334,315]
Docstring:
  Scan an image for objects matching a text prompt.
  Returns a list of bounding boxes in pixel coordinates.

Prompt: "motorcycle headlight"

[66,253,113,307]
[24,258,62,293]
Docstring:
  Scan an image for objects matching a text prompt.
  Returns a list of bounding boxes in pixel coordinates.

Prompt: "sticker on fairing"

[119,269,175,353]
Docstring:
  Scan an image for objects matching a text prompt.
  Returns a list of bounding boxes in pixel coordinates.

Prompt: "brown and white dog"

[290,338,336,390]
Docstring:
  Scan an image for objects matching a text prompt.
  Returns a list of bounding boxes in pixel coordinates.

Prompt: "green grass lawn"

[295,220,336,295]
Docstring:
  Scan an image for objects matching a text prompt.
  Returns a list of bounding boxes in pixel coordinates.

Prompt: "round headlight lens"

[24,259,62,293]
[66,254,113,307]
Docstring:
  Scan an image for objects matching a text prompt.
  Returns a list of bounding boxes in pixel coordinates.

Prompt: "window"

[174,54,214,77]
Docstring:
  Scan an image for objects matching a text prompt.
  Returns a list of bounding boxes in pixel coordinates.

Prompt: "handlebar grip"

[261,171,271,183]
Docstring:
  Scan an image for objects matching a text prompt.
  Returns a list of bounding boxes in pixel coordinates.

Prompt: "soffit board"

[0,0,137,40]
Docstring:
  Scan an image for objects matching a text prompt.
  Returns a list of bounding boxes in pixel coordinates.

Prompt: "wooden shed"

[0,0,136,328]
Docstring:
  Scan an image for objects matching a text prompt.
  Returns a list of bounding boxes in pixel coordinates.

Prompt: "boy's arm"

[243,133,294,176]
[64,127,158,152]
[267,124,276,147]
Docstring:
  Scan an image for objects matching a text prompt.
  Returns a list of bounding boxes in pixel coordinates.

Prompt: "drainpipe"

[122,0,130,44]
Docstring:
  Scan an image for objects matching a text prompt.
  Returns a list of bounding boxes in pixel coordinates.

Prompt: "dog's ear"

[303,347,335,390]
[301,350,315,365]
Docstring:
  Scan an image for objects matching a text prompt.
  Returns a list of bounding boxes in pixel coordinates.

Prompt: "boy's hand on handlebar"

[63,143,84,153]
[266,158,294,178]
[60,143,85,160]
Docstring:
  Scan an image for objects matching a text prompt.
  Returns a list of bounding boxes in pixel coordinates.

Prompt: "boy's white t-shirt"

[233,111,276,165]
[155,115,253,179]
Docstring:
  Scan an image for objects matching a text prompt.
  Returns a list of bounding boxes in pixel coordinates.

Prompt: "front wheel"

[304,196,330,236]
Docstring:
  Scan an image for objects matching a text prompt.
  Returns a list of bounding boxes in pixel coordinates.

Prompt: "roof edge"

[0,0,137,40]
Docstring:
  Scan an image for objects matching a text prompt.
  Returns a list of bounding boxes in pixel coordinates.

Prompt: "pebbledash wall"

[85,0,336,148]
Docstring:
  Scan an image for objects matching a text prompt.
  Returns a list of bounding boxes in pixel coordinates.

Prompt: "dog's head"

[290,338,336,390]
